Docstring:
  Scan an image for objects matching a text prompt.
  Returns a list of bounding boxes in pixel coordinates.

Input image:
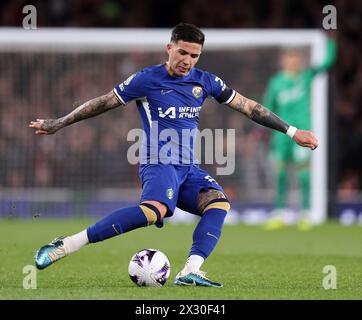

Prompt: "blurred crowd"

[0,0,361,199]
[0,49,275,200]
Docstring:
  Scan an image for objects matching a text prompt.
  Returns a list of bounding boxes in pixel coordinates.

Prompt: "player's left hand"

[293,130,319,150]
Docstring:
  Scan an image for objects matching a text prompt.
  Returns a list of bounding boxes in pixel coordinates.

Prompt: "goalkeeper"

[263,37,336,230]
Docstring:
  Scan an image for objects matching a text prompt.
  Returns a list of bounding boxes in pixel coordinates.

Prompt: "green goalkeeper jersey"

[263,38,336,131]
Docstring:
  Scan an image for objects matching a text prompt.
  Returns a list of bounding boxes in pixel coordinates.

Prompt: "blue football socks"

[87,206,148,243]
[189,208,227,259]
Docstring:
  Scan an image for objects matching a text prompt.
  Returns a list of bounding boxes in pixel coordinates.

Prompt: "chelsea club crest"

[166,188,174,200]
[192,86,203,98]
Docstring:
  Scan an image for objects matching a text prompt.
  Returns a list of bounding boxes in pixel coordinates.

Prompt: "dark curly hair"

[170,22,205,46]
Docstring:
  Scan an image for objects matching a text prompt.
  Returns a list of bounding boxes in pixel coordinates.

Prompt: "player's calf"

[35,203,168,270]
[175,190,230,285]
[87,202,166,243]
[189,196,230,259]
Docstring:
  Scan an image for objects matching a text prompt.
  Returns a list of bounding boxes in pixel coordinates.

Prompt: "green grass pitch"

[1,218,362,300]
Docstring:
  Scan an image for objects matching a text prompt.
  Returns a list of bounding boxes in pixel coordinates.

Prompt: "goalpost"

[0,28,328,224]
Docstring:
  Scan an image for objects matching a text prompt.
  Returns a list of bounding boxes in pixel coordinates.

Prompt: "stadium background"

[1,0,362,302]
[0,0,361,223]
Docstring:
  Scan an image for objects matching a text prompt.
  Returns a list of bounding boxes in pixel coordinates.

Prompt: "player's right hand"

[29,119,62,135]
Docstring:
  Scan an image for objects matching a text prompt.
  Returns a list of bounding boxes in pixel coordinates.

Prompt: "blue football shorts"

[139,164,225,217]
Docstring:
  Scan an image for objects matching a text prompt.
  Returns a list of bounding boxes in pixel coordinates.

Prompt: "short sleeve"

[113,71,147,104]
[205,72,236,104]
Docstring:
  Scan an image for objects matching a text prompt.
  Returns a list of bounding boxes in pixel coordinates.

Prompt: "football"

[128,249,171,287]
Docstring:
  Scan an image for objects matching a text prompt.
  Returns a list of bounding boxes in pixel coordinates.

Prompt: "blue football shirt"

[113,63,235,165]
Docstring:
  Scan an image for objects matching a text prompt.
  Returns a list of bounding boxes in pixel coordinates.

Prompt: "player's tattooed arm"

[227,92,319,150]
[29,90,122,135]
[227,92,289,134]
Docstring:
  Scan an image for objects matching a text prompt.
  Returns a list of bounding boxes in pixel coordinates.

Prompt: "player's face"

[281,52,303,75]
[166,40,202,76]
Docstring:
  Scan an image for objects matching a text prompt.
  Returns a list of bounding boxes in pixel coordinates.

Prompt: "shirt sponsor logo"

[158,106,202,119]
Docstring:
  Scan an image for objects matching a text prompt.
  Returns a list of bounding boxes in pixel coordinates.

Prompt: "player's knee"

[139,201,167,225]
[202,199,231,213]
[197,189,231,214]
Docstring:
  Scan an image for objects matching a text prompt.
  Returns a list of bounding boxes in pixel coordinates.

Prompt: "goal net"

[0,28,328,224]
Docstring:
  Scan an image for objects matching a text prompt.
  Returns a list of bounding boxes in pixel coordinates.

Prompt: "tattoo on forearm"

[59,91,121,127]
[250,103,270,119]
[232,96,248,113]
[227,93,290,134]
[250,103,289,133]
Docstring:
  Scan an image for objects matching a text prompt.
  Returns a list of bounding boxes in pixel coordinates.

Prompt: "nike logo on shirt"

[161,89,174,95]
